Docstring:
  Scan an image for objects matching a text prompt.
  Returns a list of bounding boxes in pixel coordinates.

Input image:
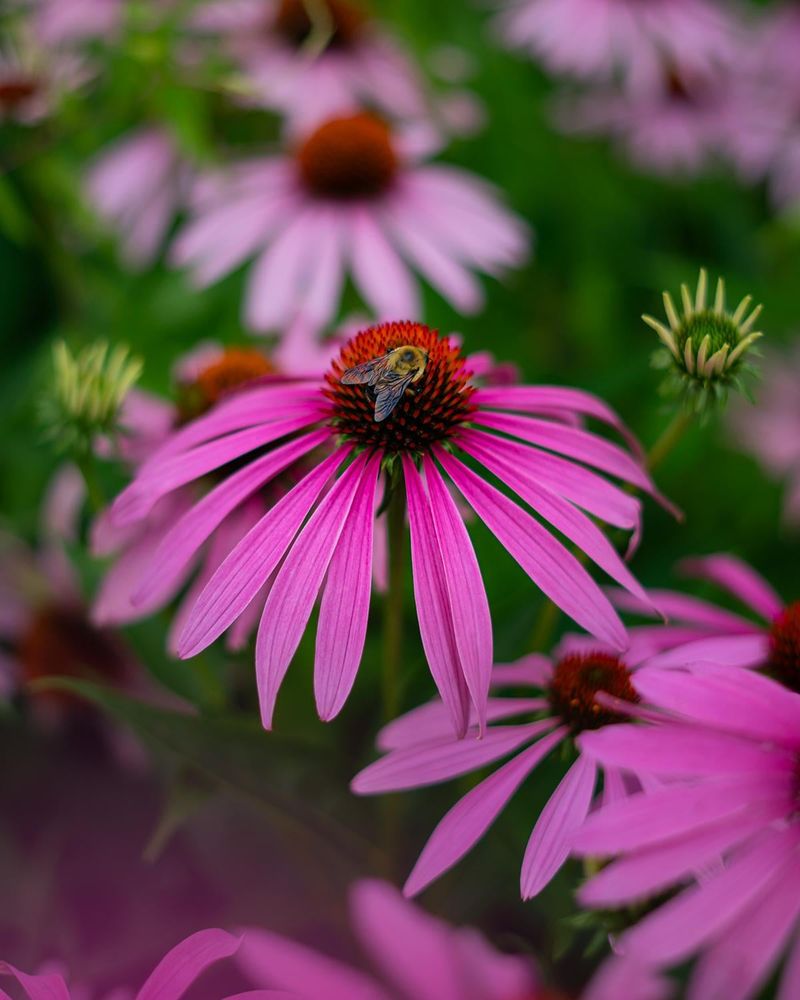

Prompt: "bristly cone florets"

[325,321,476,454]
[548,652,639,733]
[768,600,800,694]
[177,347,276,421]
[644,268,763,415]
[297,113,398,200]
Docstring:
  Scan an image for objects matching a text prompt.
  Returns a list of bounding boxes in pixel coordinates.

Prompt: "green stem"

[75,450,105,515]
[382,482,406,725]
[646,408,693,472]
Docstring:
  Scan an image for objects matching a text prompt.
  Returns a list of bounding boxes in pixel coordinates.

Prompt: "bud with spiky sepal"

[41,341,143,456]
[644,269,763,415]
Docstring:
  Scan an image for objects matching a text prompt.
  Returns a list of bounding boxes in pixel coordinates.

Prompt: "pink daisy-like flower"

[0,928,256,1000]
[25,0,123,48]
[572,666,800,1000]
[236,878,540,999]
[86,128,189,269]
[605,552,793,679]
[103,320,664,733]
[170,112,529,335]
[353,642,657,900]
[0,37,81,125]
[494,0,737,88]
[728,342,800,527]
[191,0,430,132]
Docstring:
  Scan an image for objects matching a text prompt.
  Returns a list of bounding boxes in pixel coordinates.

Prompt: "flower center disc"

[325,321,476,453]
[549,653,638,732]
[769,601,800,693]
[0,76,39,112]
[273,0,368,49]
[675,311,740,358]
[179,348,276,420]
[297,113,398,200]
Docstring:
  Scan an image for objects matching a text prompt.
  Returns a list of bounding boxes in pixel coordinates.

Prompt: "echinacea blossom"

[104,320,664,732]
[728,342,800,527]
[0,928,264,1000]
[86,128,188,268]
[353,643,655,900]
[0,38,79,124]
[493,0,737,88]
[191,0,430,132]
[643,269,763,413]
[606,552,794,681]
[572,666,800,1000]
[171,113,529,335]
[25,0,123,47]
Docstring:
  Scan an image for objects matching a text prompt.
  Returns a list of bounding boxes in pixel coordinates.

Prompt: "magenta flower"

[170,113,529,335]
[728,342,800,527]
[236,878,539,999]
[87,128,189,268]
[104,321,663,732]
[573,666,800,1000]
[191,0,430,132]
[607,552,792,677]
[494,0,737,87]
[353,643,656,899]
[0,928,257,1000]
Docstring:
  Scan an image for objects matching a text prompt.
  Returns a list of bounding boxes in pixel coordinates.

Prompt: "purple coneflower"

[170,112,529,335]
[105,320,662,732]
[573,666,800,1000]
[494,0,737,87]
[353,642,656,899]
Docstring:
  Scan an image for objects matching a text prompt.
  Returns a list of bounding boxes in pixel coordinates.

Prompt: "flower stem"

[75,451,105,515]
[382,482,406,725]
[646,408,693,472]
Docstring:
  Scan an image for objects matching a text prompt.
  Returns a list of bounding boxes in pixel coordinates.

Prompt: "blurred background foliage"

[1,0,798,992]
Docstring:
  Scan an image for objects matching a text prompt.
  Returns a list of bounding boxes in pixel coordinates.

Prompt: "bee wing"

[374,370,417,422]
[340,356,389,386]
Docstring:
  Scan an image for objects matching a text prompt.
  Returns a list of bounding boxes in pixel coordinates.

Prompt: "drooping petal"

[349,206,421,318]
[607,586,755,632]
[520,755,596,898]
[136,929,241,1000]
[314,455,380,721]
[256,453,376,728]
[643,634,769,671]
[177,449,349,657]
[680,553,783,621]
[352,722,556,794]
[0,963,70,1000]
[404,728,567,897]
[402,455,470,737]
[490,654,553,688]
[436,450,627,650]
[423,456,493,732]
[777,932,800,1000]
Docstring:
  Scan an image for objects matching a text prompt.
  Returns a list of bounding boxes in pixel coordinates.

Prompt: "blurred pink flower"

[171,113,529,335]
[27,0,123,47]
[0,928,252,1000]
[103,320,663,732]
[191,0,430,132]
[0,37,83,124]
[86,128,189,269]
[494,0,738,87]
[728,343,800,527]
[237,878,539,1000]
[573,666,800,1000]
[352,644,659,900]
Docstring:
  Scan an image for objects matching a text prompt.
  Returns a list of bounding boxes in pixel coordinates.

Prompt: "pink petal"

[177,449,348,657]
[376,697,547,751]
[403,455,470,737]
[633,667,800,746]
[135,429,329,609]
[256,453,377,728]
[296,208,345,328]
[423,456,493,731]
[778,933,800,1000]
[0,964,70,1000]
[619,826,800,965]
[352,722,556,794]
[521,755,596,898]
[404,728,567,897]
[608,586,754,632]
[490,654,553,688]
[314,455,380,720]
[577,724,795,778]
[584,957,671,1000]
[643,633,769,671]
[136,929,241,1000]
[680,553,783,621]
[349,206,421,318]
[436,450,627,650]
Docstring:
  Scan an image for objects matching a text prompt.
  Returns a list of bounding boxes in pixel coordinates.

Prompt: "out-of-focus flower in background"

[728,342,800,528]
[105,321,661,732]
[170,113,529,336]
[573,666,800,1000]
[24,0,123,48]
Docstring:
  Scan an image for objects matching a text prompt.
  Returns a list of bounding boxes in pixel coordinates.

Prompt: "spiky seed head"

[644,269,763,415]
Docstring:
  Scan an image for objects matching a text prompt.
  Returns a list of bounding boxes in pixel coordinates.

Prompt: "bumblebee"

[340,345,429,422]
